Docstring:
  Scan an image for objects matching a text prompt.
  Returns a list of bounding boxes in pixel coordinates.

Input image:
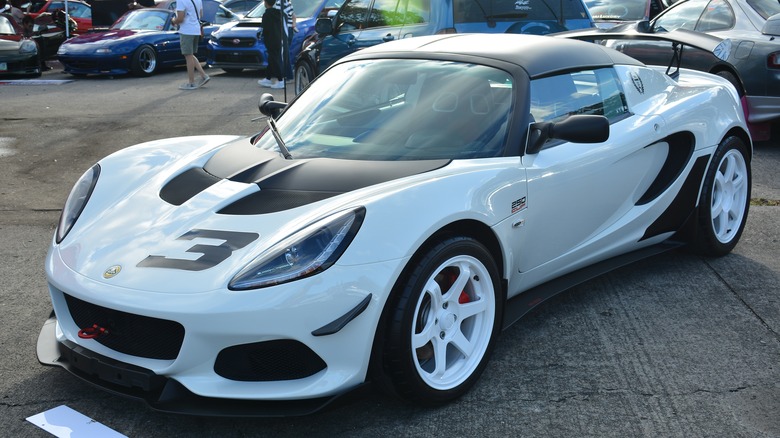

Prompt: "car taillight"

[768,52,780,69]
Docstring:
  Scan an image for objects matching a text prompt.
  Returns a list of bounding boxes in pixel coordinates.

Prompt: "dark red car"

[24,0,92,33]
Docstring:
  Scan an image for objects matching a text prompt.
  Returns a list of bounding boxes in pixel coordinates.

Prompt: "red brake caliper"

[458,290,471,304]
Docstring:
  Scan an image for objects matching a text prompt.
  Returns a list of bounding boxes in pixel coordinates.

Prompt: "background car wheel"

[694,135,751,256]
[715,70,744,96]
[376,236,502,404]
[130,45,158,77]
[222,68,243,74]
[294,61,313,95]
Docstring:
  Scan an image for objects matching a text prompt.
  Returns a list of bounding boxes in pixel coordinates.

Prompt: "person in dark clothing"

[257,0,284,89]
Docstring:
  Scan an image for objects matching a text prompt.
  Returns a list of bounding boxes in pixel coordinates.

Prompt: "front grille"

[64,294,185,360]
[217,37,257,48]
[214,52,262,64]
[65,59,98,69]
[2,57,39,73]
[214,340,326,381]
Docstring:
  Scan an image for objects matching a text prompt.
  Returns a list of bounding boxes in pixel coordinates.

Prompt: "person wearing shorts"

[171,0,210,90]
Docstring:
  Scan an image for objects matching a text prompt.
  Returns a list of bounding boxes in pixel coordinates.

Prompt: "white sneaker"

[257,78,274,87]
[270,81,285,89]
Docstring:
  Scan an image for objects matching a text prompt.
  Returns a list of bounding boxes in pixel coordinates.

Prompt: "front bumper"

[0,53,41,76]
[207,44,267,70]
[58,54,131,76]
[37,313,371,416]
[40,238,402,414]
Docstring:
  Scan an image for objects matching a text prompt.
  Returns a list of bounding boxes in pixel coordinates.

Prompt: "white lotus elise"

[37,33,752,416]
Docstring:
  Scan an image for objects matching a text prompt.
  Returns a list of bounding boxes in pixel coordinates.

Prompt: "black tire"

[715,70,744,97]
[376,236,502,404]
[130,45,158,77]
[294,60,314,95]
[693,135,751,256]
[222,68,243,74]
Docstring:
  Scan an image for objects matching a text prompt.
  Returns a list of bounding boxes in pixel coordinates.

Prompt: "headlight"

[56,164,100,243]
[95,48,112,54]
[229,207,365,290]
[20,40,38,54]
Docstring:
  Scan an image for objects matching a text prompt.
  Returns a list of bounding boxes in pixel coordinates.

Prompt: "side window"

[339,0,372,31]
[530,68,628,124]
[365,0,404,28]
[68,3,90,18]
[653,0,706,31]
[696,0,735,31]
[403,0,430,24]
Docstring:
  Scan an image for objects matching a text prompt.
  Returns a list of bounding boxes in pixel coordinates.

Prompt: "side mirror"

[636,20,651,33]
[315,17,333,35]
[526,115,609,154]
[258,93,287,119]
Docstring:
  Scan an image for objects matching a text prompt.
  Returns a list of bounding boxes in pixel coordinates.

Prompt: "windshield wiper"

[267,118,292,159]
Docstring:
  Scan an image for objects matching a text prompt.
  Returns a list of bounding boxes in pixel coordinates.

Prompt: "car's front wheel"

[294,60,313,95]
[377,237,502,403]
[694,135,751,256]
[130,45,158,77]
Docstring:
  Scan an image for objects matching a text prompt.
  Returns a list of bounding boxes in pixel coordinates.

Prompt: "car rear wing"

[556,24,732,80]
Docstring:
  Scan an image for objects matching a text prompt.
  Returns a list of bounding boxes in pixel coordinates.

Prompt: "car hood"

[213,19,262,37]
[0,35,24,50]
[53,135,450,294]
[63,29,146,46]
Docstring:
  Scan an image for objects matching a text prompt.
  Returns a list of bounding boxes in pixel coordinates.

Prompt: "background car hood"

[63,29,144,46]
[0,35,23,45]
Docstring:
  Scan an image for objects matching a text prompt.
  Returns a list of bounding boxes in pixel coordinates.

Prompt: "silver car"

[586,0,780,141]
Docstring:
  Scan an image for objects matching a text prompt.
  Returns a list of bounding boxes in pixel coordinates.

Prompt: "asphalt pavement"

[0,64,778,437]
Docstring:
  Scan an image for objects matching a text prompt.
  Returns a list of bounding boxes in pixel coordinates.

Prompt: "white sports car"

[37,33,752,416]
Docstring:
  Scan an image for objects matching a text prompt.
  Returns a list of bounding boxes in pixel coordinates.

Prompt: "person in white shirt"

[171,0,210,90]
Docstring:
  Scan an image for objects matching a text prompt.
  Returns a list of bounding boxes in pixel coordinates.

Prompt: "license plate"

[0,62,7,71]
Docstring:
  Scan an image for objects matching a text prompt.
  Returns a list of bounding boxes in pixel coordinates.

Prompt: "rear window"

[747,0,780,20]
[454,0,589,24]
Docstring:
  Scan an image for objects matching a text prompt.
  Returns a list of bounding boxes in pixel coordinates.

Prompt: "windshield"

[584,0,650,21]
[0,15,16,35]
[112,10,170,30]
[257,59,514,161]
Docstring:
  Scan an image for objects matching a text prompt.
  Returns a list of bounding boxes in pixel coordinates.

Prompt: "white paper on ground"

[26,405,127,438]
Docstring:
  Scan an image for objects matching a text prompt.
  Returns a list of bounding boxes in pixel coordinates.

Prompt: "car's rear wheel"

[130,45,158,77]
[294,60,313,95]
[715,70,744,96]
[694,135,751,256]
[377,237,502,403]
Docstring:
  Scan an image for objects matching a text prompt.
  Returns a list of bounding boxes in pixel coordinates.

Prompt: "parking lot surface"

[1,65,778,437]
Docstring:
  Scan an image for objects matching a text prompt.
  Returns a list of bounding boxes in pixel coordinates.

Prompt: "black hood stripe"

[161,138,451,213]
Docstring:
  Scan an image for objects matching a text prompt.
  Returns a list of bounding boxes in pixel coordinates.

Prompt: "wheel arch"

[724,126,752,161]
[709,65,745,96]
[366,218,507,395]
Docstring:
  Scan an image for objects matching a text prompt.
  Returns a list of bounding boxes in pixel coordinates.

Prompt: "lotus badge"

[103,265,122,279]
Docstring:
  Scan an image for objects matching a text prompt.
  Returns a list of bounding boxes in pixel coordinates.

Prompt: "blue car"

[57,5,236,77]
[294,0,596,93]
[206,0,341,74]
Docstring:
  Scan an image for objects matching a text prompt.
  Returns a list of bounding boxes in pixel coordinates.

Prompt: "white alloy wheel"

[377,237,502,403]
[411,254,496,390]
[695,135,751,256]
[710,148,749,244]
